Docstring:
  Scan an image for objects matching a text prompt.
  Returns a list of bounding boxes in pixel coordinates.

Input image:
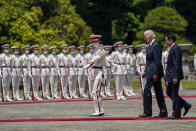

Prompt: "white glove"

[21,74,24,78]
[82,64,91,71]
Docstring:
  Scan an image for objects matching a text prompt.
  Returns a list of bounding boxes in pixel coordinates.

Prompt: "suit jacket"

[145,40,164,79]
[165,43,184,82]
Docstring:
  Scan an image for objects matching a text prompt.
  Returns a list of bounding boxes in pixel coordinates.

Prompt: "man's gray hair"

[144,30,155,38]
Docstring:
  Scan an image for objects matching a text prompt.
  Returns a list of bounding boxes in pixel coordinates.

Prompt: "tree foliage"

[0,0,92,50]
[133,6,189,46]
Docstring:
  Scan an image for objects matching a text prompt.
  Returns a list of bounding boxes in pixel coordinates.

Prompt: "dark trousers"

[143,77,167,115]
[167,80,190,117]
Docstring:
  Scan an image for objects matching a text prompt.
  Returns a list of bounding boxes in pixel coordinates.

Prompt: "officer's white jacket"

[30,54,42,76]
[0,53,13,76]
[136,51,146,75]
[58,53,70,76]
[162,50,169,72]
[126,53,136,74]
[110,50,127,75]
[68,54,79,76]
[49,54,59,76]
[11,54,23,76]
[77,53,86,75]
[21,54,31,76]
[41,54,51,76]
[89,47,106,80]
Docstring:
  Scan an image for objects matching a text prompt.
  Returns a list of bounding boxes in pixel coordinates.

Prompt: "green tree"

[0,0,93,50]
[133,6,189,46]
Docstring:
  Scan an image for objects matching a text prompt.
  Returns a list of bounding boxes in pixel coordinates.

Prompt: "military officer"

[82,34,105,116]
[68,46,79,99]
[126,45,136,96]
[0,44,13,102]
[77,45,88,97]
[162,45,169,75]
[11,46,23,101]
[103,45,113,97]
[58,44,71,99]
[40,45,52,100]
[21,45,32,100]
[30,45,43,100]
[49,46,60,99]
[111,41,127,100]
[136,44,147,96]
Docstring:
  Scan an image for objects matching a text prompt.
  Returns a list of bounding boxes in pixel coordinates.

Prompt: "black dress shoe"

[138,114,152,117]
[167,116,181,119]
[153,114,168,118]
[183,104,192,116]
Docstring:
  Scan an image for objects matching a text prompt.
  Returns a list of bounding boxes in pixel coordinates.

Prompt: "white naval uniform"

[68,54,79,98]
[0,53,13,101]
[30,53,42,100]
[126,52,136,96]
[77,53,87,97]
[86,47,106,115]
[162,50,169,75]
[49,54,60,99]
[11,54,23,100]
[58,53,70,99]
[41,54,52,99]
[194,53,196,71]
[85,52,93,97]
[111,50,127,99]
[103,54,113,96]
[21,53,32,100]
[136,51,146,94]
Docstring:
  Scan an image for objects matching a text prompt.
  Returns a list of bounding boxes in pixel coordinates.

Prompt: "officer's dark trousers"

[143,77,167,115]
[167,80,190,117]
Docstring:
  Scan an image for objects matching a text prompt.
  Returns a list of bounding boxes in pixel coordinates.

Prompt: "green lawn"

[110,80,196,90]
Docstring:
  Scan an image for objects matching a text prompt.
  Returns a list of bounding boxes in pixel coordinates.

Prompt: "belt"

[42,67,50,68]
[50,66,56,68]
[31,66,41,68]
[23,66,28,68]
[1,66,11,68]
[116,63,125,65]
[139,64,146,66]
[13,66,21,68]
[105,66,111,68]
[60,66,68,68]
[92,66,103,69]
[69,66,77,68]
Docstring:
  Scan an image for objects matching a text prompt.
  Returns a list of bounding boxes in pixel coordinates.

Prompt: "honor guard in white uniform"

[68,46,79,99]
[84,44,94,98]
[11,46,23,101]
[40,46,52,100]
[136,44,147,96]
[126,45,136,96]
[82,34,105,116]
[49,46,60,99]
[77,46,88,97]
[111,41,127,100]
[103,45,113,97]
[21,45,32,100]
[122,44,131,96]
[58,44,71,99]
[162,45,169,75]
[0,44,13,102]
[194,53,196,71]
[30,45,43,100]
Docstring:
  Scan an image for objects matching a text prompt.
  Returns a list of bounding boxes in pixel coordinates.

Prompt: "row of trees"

[0,0,93,52]
[71,0,196,53]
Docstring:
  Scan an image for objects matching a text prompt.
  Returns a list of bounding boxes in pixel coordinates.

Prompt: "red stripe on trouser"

[96,80,100,112]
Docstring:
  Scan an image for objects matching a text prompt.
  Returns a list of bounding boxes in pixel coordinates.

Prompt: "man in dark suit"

[165,33,192,119]
[139,30,168,117]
